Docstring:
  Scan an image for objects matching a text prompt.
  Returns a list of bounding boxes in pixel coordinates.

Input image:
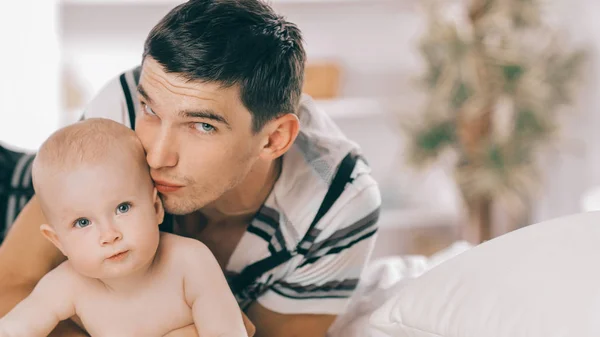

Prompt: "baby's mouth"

[107,250,130,261]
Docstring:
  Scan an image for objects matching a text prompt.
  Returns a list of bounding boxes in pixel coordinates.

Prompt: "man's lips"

[153,179,184,193]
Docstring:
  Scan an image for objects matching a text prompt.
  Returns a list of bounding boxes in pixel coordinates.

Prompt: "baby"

[0,118,249,337]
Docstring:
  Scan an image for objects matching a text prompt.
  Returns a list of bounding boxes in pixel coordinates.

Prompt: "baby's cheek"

[130,224,158,251]
[142,229,161,254]
[70,255,102,278]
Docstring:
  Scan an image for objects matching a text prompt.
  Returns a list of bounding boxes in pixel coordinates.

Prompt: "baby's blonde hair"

[32,118,149,196]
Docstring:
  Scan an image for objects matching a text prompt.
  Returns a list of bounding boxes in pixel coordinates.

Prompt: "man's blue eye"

[142,102,155,115]
[195,123,215,133]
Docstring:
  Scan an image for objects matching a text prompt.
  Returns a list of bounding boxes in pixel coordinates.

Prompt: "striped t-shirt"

[2,67,381,315]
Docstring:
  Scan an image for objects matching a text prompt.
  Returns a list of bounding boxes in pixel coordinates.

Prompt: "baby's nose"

[99,226,123,245]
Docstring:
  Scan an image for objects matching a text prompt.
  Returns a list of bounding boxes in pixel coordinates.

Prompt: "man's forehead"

[139,58,233,102]
[138,60,253,128]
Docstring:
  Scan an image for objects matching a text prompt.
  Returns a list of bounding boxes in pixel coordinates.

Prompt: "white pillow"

[370,211,600,337]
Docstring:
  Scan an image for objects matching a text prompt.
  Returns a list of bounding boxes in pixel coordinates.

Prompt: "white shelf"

[315,97,389,119]
[378,208,461,230]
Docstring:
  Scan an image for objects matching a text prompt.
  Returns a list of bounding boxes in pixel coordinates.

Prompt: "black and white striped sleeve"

[82,67,140,130]
[257,175,381,315]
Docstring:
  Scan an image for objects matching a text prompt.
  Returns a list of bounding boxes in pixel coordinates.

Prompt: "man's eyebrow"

[136,85,154,104]
[179,110,231,129]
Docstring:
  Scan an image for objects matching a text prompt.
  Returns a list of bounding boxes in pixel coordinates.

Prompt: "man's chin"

[160,194,201,215]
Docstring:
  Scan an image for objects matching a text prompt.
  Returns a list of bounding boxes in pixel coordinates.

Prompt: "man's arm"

[0,264,76,337]
[161,304,330,337]
[0,197,88,337]
[163,313,255,337]
[246,302,336,337]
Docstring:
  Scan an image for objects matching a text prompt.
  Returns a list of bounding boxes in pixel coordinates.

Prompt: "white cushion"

[370,211,600,337]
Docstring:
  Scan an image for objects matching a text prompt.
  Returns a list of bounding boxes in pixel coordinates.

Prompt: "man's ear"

[259,113,300,160]
[40,224,66,256]
[153,187,165,225]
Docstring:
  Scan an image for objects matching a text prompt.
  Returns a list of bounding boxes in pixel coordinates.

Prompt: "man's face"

[135,57,265,215]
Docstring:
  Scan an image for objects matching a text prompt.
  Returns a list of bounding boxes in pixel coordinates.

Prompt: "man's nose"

[99,223,123,246]
[146,128,178,169]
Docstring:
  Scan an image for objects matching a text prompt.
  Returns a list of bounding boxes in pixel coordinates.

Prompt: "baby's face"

[41,160,162,280]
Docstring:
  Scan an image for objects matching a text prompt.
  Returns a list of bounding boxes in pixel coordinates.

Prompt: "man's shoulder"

[271,149,380,248]
[267,96,381,244]
[83,66,141,129]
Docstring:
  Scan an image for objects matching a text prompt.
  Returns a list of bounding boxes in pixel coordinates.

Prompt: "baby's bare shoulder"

[34,261,82,297]
[159,233,215,265]
[47,261,80,281]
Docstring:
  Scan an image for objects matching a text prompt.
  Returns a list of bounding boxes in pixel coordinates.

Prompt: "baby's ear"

[153,187,165,225]
[40,224,66,256]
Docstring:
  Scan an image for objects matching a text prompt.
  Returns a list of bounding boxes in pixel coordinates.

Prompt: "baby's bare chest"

[75,280,193,337]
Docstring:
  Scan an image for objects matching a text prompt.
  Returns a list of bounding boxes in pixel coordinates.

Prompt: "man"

[0,0,381,336]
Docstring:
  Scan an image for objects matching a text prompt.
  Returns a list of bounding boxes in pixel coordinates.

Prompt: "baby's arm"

[0,263,76,337]
[183,242,247,337]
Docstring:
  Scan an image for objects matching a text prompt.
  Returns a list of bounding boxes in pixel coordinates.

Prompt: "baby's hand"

[163,324,199,337]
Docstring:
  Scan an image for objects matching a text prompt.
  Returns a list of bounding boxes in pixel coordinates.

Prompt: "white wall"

[0,0,60,151]
[532,0,600,222]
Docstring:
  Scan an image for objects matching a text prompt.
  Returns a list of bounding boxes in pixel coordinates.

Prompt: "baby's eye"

[74,218,91,228]
[117,202,131,214]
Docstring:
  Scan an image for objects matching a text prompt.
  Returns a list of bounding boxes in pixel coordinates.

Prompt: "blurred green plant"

[404,0,587,241]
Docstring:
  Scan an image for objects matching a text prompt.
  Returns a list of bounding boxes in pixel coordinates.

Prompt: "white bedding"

[366,211,600,337]
[327,241,473,337]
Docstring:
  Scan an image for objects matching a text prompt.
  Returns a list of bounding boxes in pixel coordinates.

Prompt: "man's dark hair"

[143,0,306,132]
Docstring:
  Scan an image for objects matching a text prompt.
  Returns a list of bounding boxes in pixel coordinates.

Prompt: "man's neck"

[200,157,282,225]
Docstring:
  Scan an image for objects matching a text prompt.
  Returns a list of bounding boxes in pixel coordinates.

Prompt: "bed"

[330,211,600,337]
